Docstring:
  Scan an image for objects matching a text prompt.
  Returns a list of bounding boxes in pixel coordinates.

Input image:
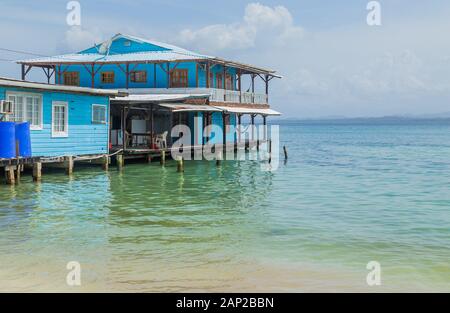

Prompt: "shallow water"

[0,120,449,292]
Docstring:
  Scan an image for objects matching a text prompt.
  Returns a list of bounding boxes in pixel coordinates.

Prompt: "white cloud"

[176,3,304,53]
[63,27,105,52]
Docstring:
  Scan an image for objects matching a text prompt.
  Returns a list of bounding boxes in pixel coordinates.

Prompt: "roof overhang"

[213,106,282,116]
[0,77,126,97]
[158,103,222,112]
[111,93,209,103]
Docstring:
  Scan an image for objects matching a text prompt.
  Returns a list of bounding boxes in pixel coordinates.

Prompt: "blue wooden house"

[0,77,122,157]
[18,34,281,152]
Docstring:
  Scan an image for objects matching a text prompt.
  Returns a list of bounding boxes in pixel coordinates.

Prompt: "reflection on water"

[1,122,450,292]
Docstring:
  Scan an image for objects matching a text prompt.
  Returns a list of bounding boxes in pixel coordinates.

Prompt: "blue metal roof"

[18,34,277,75]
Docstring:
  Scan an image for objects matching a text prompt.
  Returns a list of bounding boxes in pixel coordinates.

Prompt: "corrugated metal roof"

[0,76,125,96]
[214,106,282,116]
[17,33,278,75]
[111,93,209,103]
[18,51,209,65]
[158,103,222,112]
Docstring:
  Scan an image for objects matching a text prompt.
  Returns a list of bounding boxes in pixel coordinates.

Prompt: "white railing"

[241,92,253,104]
[224,90,240,103]
[125,87,268,105]
[253,93,269,105]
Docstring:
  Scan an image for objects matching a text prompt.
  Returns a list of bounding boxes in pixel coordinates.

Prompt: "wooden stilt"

[5,166,15,185]
[15,165,21,183]
[216,150,223,166]
[65,156,74,175]
[268,140,272,164]
[102,155,109,171]
[33,162,42,182]
[283,145,288,160]
[160,150,166,166]
[176,156,184,172]
[116,154,124,170]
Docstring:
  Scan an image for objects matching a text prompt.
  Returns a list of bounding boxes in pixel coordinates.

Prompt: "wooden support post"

[216,150,223,167]
[125,63,130,89]
[65,156,74,175]
[147,154,152,164]
[251,114,255,142]
[160,150,166,166]
[15,165,21,183]
[283,145,288,160]
[176,156,184,172]
[268,140,272,164]
[33,162,42,182]
[251,74,255,103]
[102,155,109,171]
[116,154,124,170]
[263,115,267,140]
[222,112,227,145]
[5,166,15,185]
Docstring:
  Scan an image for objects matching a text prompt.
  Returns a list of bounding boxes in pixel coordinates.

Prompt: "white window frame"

[52,101,69,138]
[92,104,107,124]
[5,91,43,130]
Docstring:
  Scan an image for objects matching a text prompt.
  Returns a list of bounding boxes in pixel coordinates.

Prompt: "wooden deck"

[0,140,272,185]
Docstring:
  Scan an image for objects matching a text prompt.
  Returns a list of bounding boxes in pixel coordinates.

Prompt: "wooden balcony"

[126,88,269,105]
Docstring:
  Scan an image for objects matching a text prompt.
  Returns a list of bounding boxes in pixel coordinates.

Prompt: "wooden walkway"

[0,140,272,185]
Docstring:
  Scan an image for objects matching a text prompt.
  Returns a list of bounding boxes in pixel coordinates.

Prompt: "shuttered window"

[63,72,79,86]
[170,69,188,88]
[130,71,147,83]
[101,72,115,84]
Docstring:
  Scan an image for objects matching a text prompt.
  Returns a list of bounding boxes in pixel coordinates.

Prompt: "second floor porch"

[123,87,269,105]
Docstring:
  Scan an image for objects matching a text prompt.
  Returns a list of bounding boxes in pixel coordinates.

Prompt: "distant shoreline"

[267,116,450,125]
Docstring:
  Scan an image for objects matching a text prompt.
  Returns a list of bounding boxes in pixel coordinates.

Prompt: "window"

[92,104,107,124]
[225,74,233,90]
[216,74,223,89]
[101,72,115,84]
[130,70,147,83]
[224,114,231,133]
[170,69,188,88]
[52,101,68,137]
[209,72,214,87]
[63,72,79,86]
[6,92,42,129]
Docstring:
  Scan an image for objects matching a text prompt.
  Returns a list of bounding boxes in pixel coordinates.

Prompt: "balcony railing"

[124,88,268,105]
[209,89,267,105]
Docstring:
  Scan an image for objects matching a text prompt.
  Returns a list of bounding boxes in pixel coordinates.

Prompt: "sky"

[1,0,450,118]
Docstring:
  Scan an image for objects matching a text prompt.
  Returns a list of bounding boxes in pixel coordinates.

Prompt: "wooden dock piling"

[160,150,166,166]
[5,166,15,185]
[65,156,74,175]
[283,145,288,160]
[102,155,109,171]
[216,150,223,166]
[116,154,124,170]
[176,156,184,172]
[33,162,42,182]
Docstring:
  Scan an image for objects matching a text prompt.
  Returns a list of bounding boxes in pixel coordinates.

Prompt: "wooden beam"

[196,63,199,87]
[154,63,157,88]
[206,61,210,88]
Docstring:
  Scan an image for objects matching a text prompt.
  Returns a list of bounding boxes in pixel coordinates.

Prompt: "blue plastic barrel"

[0,122,16,159]
[15,122,32,158]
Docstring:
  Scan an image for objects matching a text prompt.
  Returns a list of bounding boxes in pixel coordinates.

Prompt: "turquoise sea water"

[0,120,449,292]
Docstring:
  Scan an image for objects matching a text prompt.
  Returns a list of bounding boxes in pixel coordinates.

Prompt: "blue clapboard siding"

[0,87,109,157]
[56,62,237,90]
